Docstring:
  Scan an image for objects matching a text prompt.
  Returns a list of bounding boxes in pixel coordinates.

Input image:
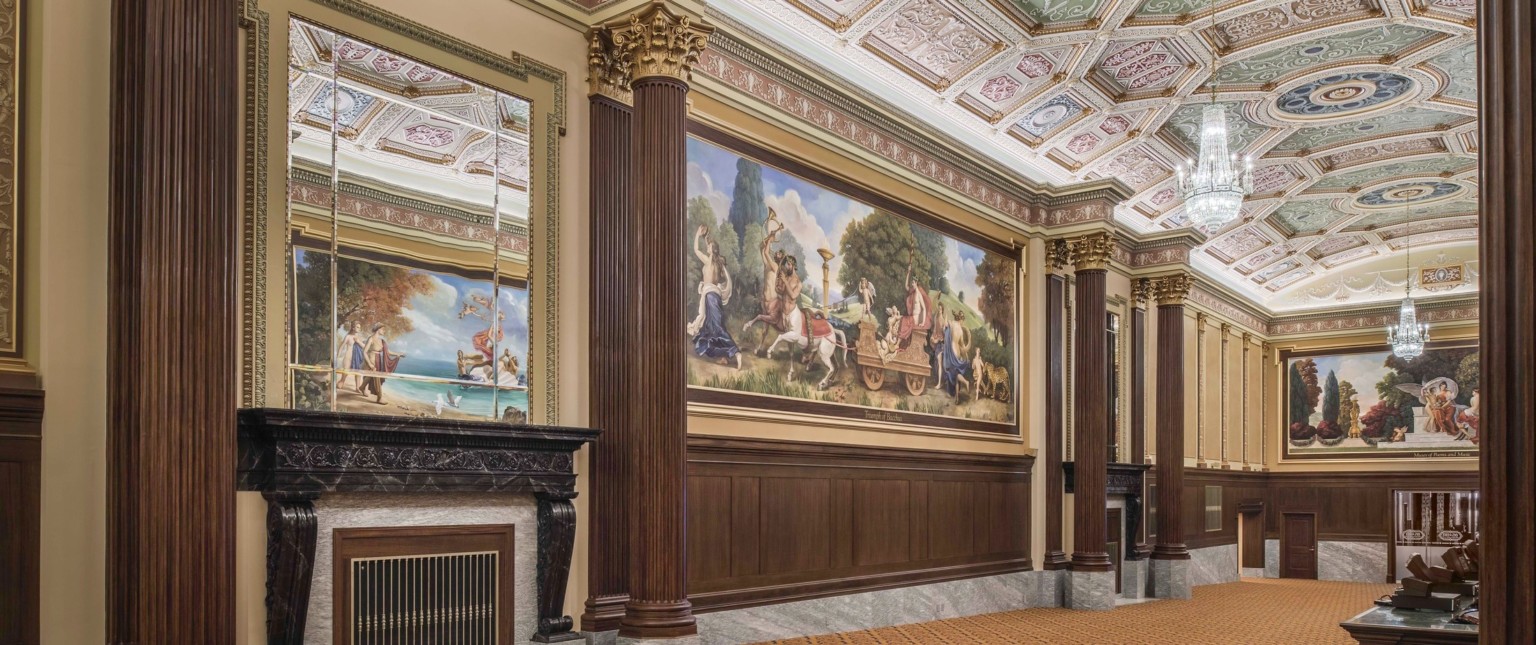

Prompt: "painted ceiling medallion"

[1276,72,1414,119]
[1018,94,1084,137]
[1355,181,1463,207]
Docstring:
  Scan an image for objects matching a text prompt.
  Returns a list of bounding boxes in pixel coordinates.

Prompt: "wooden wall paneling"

[1479,0,1535,639]
[1043,273,1067,569]
[0,381,43,644]
[685,437,1033,612]
[108,0,238,640]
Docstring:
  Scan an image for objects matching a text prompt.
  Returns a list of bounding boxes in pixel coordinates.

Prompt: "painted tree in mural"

[975,253,1014,342]
[728,157,766,242]
[334,256,435,338]
[838,210,933,328]
[294,251,335,366]
[1456,353,1480,396]
[909,223,950,295]
[1296,358,1322,414]
[1321,370,1341,427]
[1288,361,1311,428]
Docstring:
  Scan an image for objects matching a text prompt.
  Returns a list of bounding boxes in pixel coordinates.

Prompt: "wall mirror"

[241,0,564,423]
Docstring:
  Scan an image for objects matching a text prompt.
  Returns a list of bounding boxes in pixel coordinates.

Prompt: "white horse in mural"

[763,306,847,390]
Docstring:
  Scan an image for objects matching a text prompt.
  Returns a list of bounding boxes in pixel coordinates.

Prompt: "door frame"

[1279,512,1318,580]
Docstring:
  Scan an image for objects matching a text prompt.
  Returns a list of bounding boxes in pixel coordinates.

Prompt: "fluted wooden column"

[1068,233,1115,573]
[1479,0,1536,640]
[1042,263,1069,570]
[1151,273,1192,561]
[109,0,238,640]
[611,4,712,639]
[1131,279,1150,559]
[582,26,634,634]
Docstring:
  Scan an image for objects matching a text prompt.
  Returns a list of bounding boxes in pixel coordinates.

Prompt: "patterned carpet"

[754,578,1394,645]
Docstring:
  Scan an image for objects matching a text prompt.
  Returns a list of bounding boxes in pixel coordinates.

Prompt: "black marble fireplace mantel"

[237,408,599,644]
[1061,461,1152,561]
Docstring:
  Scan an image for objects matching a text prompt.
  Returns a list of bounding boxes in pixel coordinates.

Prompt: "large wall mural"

[1283,342,1479,461]
[684,130,1018,435]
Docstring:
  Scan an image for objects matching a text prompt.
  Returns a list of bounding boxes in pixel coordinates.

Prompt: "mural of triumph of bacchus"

[683,137,1017,428]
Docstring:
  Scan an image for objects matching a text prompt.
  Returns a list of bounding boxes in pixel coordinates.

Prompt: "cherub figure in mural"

[858,277,877,322]
[688,224,742,369]
[498,348,520,383]
[335,321,366,392]
[360,323,404,404]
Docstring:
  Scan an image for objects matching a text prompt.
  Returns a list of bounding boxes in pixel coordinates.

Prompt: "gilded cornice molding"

[610,2,713,83]
[586,26,633,102]
[1151,273,1194,307]
[1066,232,1116,272]
[1267,295,1480,337]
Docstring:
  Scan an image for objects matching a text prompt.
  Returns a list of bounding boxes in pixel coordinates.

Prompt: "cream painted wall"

[29,0,112,642]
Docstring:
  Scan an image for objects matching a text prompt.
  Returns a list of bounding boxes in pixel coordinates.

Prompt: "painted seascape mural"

[685,136,1017,433]
[1284,343,1479,460]
[291,248,530,422]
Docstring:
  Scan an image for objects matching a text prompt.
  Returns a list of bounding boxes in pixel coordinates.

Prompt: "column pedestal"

[1067,570,1116,611]
[1151,559,1192,600]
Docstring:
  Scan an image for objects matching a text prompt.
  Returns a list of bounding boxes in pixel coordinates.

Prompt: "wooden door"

[1281,513,1317,580]
[1107,508,1123,594]
[1240,510,1265,570]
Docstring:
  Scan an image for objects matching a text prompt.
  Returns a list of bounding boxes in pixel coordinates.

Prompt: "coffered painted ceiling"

[711,0,1480,312]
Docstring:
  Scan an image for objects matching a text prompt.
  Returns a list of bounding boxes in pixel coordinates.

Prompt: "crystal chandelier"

[1387,218,1429,360]
[1177,2,1252,231]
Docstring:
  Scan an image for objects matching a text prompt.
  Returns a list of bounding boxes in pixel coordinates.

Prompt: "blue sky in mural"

[686,137,993,310]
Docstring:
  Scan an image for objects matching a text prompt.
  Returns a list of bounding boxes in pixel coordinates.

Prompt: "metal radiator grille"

[349,551,499,644]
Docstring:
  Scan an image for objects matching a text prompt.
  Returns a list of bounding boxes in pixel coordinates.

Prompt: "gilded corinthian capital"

[1151,272,1193,306]
[1066,232,1116,271]
[609,2,714,83]
[586,27,632,102]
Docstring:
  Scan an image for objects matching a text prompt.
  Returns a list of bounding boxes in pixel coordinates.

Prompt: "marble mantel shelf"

[237,408,599,644]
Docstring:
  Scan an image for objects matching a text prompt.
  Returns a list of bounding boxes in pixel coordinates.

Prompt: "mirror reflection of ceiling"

[287,21,534,231]
[713,0,1480,312]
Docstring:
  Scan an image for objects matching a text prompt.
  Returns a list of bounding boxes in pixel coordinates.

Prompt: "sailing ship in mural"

[1284,342,1479,460]
[684,136,1017,433]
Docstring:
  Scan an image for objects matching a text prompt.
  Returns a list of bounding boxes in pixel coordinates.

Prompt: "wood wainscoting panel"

[686,436,1033,612]
[0,383,43,644]
[1150,469,1478,551]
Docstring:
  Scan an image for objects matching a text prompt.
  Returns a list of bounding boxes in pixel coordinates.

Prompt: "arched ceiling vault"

[715,0,1480,312]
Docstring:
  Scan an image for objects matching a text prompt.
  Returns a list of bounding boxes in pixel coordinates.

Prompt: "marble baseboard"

[1264,539,1279,578]
[1319,541,1388,583]
[1189,544,1240,587]
[304,493,540,644]
[1067,570,1115,611]
[618,637,702,645]
[1240,567,1265,578]
[1151,559,1191,600]
[694,570,1055,645]
[1120,559,1149,599]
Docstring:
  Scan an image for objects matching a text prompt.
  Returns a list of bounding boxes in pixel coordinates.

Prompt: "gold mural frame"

[238,0,566,423]
[1276,339,1480,464]
[0,0,22,364]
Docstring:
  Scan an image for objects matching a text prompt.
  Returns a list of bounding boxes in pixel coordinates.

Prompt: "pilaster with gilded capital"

[586,26,632,103]
[1151,273,1193,306]
[1066,232,1116,272]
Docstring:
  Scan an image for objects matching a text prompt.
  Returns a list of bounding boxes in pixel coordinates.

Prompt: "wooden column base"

[618,599,698,639]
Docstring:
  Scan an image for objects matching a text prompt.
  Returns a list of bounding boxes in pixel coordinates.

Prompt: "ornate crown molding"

[1066,232,1116,272]
[1151,273,1194,306]
[587,26,633,102]
[610,2,713,83]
